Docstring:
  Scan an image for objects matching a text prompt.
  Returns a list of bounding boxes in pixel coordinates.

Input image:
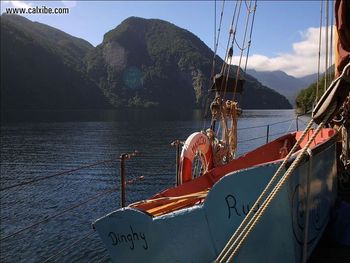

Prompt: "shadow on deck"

[309,178,350,263]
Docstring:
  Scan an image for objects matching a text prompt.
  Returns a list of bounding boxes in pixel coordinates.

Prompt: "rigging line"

[226,122,325,262]
[216,119,314,262]
[269,118,296,126]
[237,118,296,131]
[214,0,241,138]
[214,0,216,57]
[270,131,292,138]
[222,0,240,69]
[237,134,267,143]
[244,0,249,11]
[316,0,323,102]
[234,37,248,51]
[202,0,226,129]
[286,119,295,133]
[329,0,334,82]
[221,122,318,262]
[0,158,118,192]
[97,254,111,263]
[235,0,257,111]
[233,0,253,99]
[221,0,243,98]
[211,0,226,79]
[229,0,250,99]
[297,118,309,126]
[217,0,240,101]
[243,0,257,73]
[0,188,116,242]
[325,0,329,93]
[238,124,267,130]
[41,231,95,263]
[238,132,288,145]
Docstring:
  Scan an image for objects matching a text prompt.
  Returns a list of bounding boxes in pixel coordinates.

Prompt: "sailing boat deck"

[93,128,338,262]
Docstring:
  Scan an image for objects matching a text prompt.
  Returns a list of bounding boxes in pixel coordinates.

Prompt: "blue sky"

[1,1,333,77]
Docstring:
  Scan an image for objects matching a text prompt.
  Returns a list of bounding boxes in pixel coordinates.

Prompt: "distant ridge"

[246,69,317,107]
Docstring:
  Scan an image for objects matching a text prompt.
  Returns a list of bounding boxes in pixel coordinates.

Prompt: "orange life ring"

[178,132,213,184]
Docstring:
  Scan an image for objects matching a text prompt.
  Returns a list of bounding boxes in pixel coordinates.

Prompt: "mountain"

[298,73,318,86]
[246,69,317,106]
[1,15,291,111]
[1,14,110,110]
[87,17,292,109]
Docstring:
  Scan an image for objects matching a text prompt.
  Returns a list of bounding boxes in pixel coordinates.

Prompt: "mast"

[206,0,257,166]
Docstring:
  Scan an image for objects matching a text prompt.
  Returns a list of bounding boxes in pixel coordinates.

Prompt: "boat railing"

[0,152,142,262]
[235,114,310,156]
[0,114,311,262]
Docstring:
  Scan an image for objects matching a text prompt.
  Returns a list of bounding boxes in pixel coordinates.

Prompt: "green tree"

[295,71,334,113]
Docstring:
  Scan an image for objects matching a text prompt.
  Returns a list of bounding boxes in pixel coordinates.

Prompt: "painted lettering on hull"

[108,225,148,250]
[225,194,260,219]
[291,184,329,246]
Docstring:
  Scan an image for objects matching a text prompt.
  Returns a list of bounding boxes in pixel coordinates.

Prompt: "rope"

[225,0,244,98]
[219,0,241,96]
[238,118,298,144]
[237,118,297,131]
[325,0,329,93]
[214,0,216,57]
[243,0,257,73]
[243,0,250,11]
[285,119,294,133]
[233,0,253,99]
[329,0,334,82]
[316,0,323,102]
[237,134,266,143]
[210,0,226,81]
[226,122,324,262]
[234,37,249,52]
[0,158,118,191]
[269,131,292,138]
[97,254,111,263]
[218,0,243,100]
[202,0,226,128]
[41,231,95,263]
[215,0,246,140]
[237,124,268,130]
[296,117,309,126]
[216,119,314,262]
[0,188,116,241]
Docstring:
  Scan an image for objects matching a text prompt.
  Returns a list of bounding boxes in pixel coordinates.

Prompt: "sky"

[1,0,335,77]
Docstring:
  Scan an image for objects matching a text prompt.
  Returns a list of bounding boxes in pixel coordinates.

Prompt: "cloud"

[61,1,77,8]
[229,26,335,77]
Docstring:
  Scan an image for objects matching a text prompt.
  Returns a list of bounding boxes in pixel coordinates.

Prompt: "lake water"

[0,109,310,263]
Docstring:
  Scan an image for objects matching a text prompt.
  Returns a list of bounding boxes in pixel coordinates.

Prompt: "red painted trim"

[133,129,337,213]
